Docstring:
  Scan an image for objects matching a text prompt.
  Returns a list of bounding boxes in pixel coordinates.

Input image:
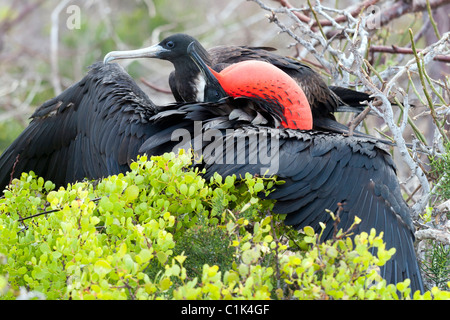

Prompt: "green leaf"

[179,184,188,195]
[94,259,113,276]
[39,243,51,254]
[124,185,139,202]
[254,182,264,193]
[137,249,153,263]
[304,226,315,237]
[159,277,172,291]
[157,251,168,265]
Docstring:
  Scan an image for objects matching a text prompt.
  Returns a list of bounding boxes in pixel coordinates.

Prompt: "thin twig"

[269,213,282,292]
[139,77,172,94]
[0,0,45,35]
[348,106,371,137]
[369,45,450,63]
[409,29,449,145]
[17,197,102,222]
[9,154,20,187]
[271,0,380,29]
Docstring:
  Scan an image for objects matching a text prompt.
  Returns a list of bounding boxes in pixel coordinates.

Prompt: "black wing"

[131,92,424,293]
[0,62,159,190]
[202,127,423,293]
[144,101,424,292]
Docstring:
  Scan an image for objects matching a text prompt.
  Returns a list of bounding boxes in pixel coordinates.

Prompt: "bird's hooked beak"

[103,43,169,64]
[187,41,227,102]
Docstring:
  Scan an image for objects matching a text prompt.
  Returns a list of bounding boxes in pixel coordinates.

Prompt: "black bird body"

[142,99,424,293]
[149,44,423,293]
[0,58,424,294]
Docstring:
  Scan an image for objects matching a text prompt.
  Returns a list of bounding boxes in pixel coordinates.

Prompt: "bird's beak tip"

[103,53,114,64]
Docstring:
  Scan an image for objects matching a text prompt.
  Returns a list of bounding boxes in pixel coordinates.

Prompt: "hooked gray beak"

[103,44,169,64]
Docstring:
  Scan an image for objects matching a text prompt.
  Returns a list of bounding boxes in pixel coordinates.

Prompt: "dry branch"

[270,0,450,30]
[271,0,380,29]
[250,0,450,219]
[369,45,450,63]
[0,0,45,35]
[416,228,450,245]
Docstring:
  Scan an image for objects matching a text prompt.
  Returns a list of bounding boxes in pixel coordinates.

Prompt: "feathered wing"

[134,95,425,293]
[1,61,423,293]
[201,127,423,293]
[0,62,158,190]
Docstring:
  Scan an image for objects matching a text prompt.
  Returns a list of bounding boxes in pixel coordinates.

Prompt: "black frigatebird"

[103,33,372,128]
[141,43,425,294]
[0,48,424,294]
[0,59,311,193]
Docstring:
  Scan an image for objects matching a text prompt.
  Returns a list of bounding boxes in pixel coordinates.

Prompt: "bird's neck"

[173,60,205,102]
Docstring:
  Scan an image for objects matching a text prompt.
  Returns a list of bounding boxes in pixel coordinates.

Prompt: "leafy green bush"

[0,151,449,300]
[423,143,450,289]
[430,143,450,201]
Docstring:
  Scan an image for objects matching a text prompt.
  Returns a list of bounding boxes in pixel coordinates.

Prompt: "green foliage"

[424,143,450,289]
[0,151,449,300]
[430,143,450,200]
[422,241,450,290]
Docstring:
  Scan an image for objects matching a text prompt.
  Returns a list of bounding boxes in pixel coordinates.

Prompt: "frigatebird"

[142,43,425,293]
[0,49,424,293]
[104,33,372,130]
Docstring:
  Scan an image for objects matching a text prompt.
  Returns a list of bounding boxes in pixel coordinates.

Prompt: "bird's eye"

[166,41,175,48]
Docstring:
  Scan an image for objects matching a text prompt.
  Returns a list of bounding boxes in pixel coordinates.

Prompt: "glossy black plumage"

[155,44,423,293]
[143,100,424,294]
[0,59,424,294]
[0,62,159,189]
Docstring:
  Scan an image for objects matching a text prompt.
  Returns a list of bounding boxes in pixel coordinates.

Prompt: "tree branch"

[251,0,450,218]
[416,228,450,245]
[269,0,450,31]
[271,0,380,29]
[0,0,45,35]
[378,0,450,28]
[370,45,450,63]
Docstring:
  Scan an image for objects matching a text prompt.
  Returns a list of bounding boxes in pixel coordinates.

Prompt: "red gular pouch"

[187,42,313,131]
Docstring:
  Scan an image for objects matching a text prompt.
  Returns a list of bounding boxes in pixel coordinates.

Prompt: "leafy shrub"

[0,151,449,300]
[423,143,450,289]
[430,143,450,201]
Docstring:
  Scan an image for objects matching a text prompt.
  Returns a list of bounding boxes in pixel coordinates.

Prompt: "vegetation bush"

[0,151,449,300]
[422,143,450,289]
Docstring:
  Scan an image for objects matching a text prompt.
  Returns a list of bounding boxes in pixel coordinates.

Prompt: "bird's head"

[187,42,313,131]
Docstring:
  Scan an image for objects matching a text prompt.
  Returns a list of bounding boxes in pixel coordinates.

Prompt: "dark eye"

[166,41,175,48]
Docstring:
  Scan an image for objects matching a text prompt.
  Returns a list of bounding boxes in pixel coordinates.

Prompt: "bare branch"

[370,45,450,63]
[139,77,172,94]
[378,0,450,28]
[416,228,450,245]
[0,0,45,35]
[271,0,381,29]
[269,0,450,30]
